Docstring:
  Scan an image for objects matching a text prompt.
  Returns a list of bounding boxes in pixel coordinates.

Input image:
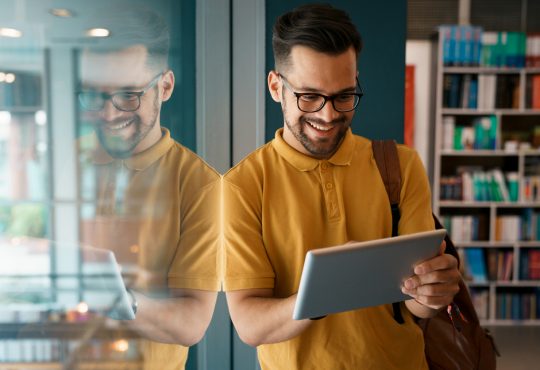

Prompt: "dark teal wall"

[265,0,407,143]
[162,0,197,152]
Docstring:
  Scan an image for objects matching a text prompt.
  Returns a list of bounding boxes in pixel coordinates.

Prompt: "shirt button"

[326,183,333,190]
[321,163,328,170]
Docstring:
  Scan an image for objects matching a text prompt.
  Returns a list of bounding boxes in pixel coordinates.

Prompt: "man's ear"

[161,70,175,102]
[268,70,282,103]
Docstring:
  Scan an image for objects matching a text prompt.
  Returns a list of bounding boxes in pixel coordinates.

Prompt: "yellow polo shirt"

[79,128,220,370]
[223,128,434,370]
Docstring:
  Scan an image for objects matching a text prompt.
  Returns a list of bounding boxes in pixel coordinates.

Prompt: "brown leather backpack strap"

[372,140,402,238]
[372,140,402,206]
[372,140,404,324]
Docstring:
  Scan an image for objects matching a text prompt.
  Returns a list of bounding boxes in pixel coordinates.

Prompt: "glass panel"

[0,2,216,369]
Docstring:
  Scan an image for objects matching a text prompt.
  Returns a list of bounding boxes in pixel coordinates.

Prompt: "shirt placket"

[319,161,340,221]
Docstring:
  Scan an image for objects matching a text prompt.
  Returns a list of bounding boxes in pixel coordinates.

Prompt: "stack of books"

[440,168,517,202]
[442,116,498,150]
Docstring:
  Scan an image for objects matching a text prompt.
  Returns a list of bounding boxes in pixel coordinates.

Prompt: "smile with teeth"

[106,119,133,131]
[307,120,333,132]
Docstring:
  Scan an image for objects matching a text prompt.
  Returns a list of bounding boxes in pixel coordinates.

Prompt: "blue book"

[522,208,534,240]
[472,216,479,241]
[499,293,506,319]
[440,25,454,65]
[512,293,521,320]
[448,74,462,108]
[521,251,529,280]
[465,248,488,282]
[472,27,483,66]
[496,32,508,67]
[450,25,458,65]
[462,26,474,65]
[468,78,478,109]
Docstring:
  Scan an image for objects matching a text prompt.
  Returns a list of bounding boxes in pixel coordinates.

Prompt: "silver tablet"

[81,246,136,320]
[293,229,447,320]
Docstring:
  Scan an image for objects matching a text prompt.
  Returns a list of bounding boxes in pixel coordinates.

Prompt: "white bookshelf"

[432,30,540,325]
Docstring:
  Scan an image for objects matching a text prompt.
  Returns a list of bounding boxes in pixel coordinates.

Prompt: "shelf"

[464,281,540,287]
[481,320,540,327]
[439,201,492,208]
[456,241,540,248]
[455,242,514,248]
[442,108,540,115]
[439,201,540,208]
[443,66,540,74]
[443,66,523,74]
[441,150,518,156]
[0,361,141,370]
[493,281,540,287]
[517,242,540,248]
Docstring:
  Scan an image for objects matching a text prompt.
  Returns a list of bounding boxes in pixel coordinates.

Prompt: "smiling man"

[76,8,220,370]
[223,4,460,370]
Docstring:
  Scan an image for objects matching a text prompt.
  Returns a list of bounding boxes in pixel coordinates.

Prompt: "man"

[77,8,219,370]
[223,4,460,369]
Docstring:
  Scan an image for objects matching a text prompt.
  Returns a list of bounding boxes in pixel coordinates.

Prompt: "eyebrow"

[80,84,143,92]
[295,84,357,95]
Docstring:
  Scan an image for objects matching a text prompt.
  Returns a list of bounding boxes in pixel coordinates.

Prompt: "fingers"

[401,251,461,310]
[413,253,457,275]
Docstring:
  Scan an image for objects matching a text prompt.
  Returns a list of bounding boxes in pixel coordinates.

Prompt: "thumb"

[439,239,446,255]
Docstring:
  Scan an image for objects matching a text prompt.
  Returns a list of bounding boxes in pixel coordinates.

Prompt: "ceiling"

[0,0,172,71]
[0,0,172,48]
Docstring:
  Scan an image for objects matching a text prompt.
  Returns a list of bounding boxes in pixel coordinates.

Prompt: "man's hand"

[401,241,461,316]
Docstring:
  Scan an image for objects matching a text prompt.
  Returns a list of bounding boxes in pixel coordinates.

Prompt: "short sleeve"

[222,176,275,291]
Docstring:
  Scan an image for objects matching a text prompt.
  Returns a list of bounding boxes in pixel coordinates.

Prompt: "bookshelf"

[433,27,540,326]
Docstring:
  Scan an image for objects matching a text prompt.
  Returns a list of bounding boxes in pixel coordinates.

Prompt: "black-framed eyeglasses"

[278,73,363,113]
[77,73,163,112]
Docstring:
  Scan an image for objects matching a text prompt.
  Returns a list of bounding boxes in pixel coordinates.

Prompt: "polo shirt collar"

[272,127,355,171]
[92,127,173,171]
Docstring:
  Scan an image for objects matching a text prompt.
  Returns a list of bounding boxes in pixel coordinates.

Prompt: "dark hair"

[87,7,170,73]
[272,3,362,71]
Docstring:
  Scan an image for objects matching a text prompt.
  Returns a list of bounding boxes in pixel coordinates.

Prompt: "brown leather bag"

[372,140,499,370]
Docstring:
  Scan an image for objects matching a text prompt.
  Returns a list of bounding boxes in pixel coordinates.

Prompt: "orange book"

[532,75,540,109]
[404,65,415,147]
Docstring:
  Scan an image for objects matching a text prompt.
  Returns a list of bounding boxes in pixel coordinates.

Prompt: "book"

[503,251,514,281]
[530,250,540,279]
[465,248,488,282]
[470,289,489,320]
[491,169,510,202]
[486,249,498,281]
[521,250,530,279]
[442,116,455,150]
[404,65,415,147]
[532,75,540,110]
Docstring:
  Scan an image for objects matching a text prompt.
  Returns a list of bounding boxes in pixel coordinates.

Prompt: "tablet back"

[293,229,446,320]
[81,247,135,320]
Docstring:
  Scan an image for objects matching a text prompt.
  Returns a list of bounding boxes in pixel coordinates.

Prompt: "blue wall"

[265,0,407,143]
[161,0,197,151]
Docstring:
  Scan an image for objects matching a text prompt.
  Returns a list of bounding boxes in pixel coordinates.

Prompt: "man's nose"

[317,99,341,122]
[99,99,124,122]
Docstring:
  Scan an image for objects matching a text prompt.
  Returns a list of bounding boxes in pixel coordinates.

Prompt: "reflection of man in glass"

[76,8,219,370]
